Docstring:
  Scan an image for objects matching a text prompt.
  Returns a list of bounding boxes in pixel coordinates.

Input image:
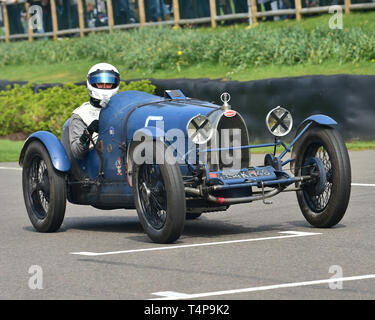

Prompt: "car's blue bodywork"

[19,131,71,172]
[296,114,337,132]
[19,90,338,210]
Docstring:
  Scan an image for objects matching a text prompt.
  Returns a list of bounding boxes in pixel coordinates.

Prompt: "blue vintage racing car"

[19,89,351,243]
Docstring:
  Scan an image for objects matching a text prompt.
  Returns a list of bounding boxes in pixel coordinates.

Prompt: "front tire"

[293,126,351,228]
[22,141,67,232]
[132,140,186,243]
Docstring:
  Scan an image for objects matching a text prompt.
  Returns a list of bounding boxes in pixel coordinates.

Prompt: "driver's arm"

[69,115,90,159]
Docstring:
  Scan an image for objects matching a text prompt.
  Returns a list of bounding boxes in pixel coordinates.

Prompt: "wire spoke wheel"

[138,164,167,230]
[132,140,186,243]
[293,126,351,228]
[302,145,332,213]
[28,156,50,219]
[22,141,67,232]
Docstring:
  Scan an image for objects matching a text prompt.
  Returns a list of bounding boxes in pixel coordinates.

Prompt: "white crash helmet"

[87,63,120,103]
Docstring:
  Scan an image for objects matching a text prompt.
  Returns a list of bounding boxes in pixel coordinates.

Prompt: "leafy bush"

[0,80,155,138]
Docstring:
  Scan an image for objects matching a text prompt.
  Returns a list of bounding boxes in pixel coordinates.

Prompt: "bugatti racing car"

[19,89,351,243]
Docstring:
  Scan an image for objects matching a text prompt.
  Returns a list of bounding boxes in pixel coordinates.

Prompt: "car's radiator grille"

[207,114,250,171]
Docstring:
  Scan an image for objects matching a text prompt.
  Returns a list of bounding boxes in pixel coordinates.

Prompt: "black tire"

[293,126,351,228]
[22,141,67,232]
[132,140,186,243]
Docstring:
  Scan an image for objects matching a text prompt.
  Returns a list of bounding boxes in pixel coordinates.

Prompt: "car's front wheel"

[132,140,186,243]
[293,126,351,228]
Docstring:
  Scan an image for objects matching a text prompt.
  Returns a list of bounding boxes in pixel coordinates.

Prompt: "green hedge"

[0,80,155,138]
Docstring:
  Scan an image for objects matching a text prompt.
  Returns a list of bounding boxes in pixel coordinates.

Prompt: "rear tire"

[22,141,67,232]
[293,126,351,228]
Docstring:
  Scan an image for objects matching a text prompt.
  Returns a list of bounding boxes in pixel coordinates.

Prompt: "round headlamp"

[266,106,293,137]
[187,114,213,145]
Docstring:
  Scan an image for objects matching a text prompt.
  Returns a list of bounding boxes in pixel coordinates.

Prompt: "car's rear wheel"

[22,141,67,232]
[293,126,351,228]
[132,140,186,243]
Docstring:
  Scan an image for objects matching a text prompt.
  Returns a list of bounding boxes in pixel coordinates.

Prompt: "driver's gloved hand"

[87,120,99,134]
[79,120,99,146]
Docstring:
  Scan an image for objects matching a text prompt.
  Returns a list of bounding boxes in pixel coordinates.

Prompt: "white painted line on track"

[0,166,21,171]
[352,183,375,187]
[70,231,321,257]
[150,274,375,300]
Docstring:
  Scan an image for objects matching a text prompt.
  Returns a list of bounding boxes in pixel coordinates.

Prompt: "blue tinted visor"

[88,70,120,89]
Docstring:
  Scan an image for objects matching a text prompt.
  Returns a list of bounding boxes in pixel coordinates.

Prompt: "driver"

[69,63,120,159]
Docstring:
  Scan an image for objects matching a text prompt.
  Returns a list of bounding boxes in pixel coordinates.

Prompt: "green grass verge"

[1,139,374,162]
[251,140,375,154]
[1,12,374,83]
[344,140,375,151]
[0,140,24,162]
[1,59,374,84]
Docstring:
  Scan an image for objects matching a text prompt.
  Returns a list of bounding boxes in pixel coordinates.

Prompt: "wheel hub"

[302,157,327,196]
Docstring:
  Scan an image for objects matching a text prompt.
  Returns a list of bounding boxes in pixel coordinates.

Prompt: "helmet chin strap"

[90,97,102,108]
[90,96,110,109]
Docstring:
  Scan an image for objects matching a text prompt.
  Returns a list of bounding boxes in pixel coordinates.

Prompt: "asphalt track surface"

[1,151,375,300]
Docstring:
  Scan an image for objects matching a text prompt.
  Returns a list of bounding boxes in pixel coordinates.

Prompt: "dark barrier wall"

[1,75,375,141]
[147,75,375,141]
[0,80,64,92]
[0,80,28,90]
